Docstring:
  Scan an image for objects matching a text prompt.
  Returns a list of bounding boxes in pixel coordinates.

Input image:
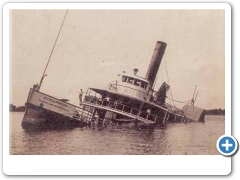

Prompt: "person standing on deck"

[33,83,39,91]
[146,109,151,119]
[147,109,151,115]
[79,89,83,104]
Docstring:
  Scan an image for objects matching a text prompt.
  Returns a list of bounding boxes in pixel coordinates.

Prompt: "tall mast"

[38,10,68,91]
[192,85,197,100]
[190,85,197,105]
[194,92,199,105]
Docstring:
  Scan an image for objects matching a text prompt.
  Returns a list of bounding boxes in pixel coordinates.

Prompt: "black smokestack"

[145,41,167,86]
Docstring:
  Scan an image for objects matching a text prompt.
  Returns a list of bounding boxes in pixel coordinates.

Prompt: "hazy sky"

[10,10,225,109]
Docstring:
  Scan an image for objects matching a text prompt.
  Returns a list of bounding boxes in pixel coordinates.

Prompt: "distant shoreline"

[9,112,225,117]
[9,104,25,112]
[9,104,225,115]
[205,114,225,116]
[204,109,225,116]
[10,110,25,112]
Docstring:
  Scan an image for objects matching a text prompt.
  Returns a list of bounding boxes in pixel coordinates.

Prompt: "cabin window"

[140,82,148,89]
[134,79,141,87]
[127,77,134,84]
[122,75,148,89]
[122,75,127,82]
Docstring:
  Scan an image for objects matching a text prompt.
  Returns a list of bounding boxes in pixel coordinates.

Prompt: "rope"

[165,58,176,107]
[164,59,191,105]
[166,96,192,104]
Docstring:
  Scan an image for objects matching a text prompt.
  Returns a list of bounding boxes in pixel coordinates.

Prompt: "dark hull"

[22,103,88,130]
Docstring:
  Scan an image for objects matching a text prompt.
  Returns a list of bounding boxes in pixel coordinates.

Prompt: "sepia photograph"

[9,7,225,156]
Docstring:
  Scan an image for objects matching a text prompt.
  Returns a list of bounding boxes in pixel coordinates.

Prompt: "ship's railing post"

[163,111,167,120]
[154,116,157,123]
[174,115,177,122]
[163,111,168,124]
[81,107,84,121]
[115,102,118,109]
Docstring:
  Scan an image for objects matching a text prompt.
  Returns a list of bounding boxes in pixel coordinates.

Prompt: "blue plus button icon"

[217,135,238,156]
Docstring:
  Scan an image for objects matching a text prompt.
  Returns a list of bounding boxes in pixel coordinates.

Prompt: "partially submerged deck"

[82,98,186,125]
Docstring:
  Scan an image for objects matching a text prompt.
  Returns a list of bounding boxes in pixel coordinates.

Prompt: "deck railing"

[164,102,185,115]
[72,106,94,122]
[83,98,167,123]
[108,83,185,118]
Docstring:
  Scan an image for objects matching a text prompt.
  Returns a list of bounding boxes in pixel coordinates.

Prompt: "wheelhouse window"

[122,75,127,82]
[134,79,141,86]
[122,75,148,89]
[140,81,148,89]
[127,77,134,84]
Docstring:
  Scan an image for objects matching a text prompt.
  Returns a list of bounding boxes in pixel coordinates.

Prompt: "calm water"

[10,112,224,155]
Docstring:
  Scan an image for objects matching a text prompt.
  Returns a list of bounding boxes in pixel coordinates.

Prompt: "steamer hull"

[22,88,95,129]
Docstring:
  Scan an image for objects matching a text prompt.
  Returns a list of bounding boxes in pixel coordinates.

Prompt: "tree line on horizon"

[9,103,225,115]
[204,108,225,115]
[9,104,25,112]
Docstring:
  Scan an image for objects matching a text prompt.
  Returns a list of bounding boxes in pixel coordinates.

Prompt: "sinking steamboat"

[83,41,189,127]
[22,41,205,129]
[21,7,205,130]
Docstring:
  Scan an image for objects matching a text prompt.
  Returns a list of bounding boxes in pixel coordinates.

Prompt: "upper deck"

[108,73,153,102]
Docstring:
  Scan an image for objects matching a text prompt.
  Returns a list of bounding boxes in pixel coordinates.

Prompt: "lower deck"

[22,87,187,129]
[82,97,186,127]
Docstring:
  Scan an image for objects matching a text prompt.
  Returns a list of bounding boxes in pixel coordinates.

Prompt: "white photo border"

[3,2,231,175]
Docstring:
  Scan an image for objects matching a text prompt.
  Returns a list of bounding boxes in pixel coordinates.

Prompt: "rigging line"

[194,92,199,104]
[166,96,192,103]
[38,10,69,90]
[165,58,176,107]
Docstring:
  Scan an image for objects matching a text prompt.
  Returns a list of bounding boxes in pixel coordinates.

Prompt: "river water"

[10,112,224,155]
